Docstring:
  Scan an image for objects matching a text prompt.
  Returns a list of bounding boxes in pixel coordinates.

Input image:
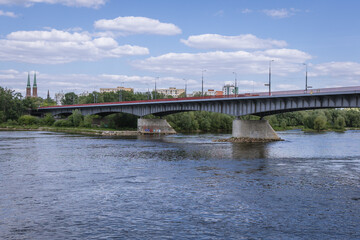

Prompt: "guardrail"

[39,86,360,109]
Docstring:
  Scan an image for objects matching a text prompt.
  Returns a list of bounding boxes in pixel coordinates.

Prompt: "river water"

[0,130,360,239]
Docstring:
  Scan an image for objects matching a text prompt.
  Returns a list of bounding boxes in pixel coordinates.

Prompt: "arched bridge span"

[35,87,360,118]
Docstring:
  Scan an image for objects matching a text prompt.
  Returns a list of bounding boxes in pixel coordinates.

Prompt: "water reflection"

[231,142,269,159]
[1,131,360,239]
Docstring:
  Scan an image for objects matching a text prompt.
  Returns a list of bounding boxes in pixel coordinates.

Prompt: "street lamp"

[201,69,206,96]
[233,72,237,97]
[183,78,187,98]
[265,60,274,96]
[119,81,124,102]
[303,63,312,93]
[154,77,159,100]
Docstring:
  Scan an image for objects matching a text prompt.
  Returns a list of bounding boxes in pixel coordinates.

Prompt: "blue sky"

[0,0,360,98]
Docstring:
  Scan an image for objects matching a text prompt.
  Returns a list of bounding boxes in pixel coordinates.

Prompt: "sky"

[0,0,360,98]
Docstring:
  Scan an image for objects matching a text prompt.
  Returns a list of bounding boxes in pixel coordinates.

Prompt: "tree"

[68,109,83,127]
[314,115,327,131]
[61,92,78,105]
[334,116,346,130]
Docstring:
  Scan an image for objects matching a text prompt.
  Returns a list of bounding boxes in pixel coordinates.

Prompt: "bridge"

[36,86,360,140]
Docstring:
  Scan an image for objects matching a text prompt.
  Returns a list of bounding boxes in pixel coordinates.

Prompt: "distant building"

[100,86,133,93]
[79,91,90,97]
[223,84,238,96]
[215,91,223,96]
[156,87,185,98]
[25,72,38,98]
[205,89,216,96]
[55,92,64,105]
[191,89,219,97]
[32,73,37,98]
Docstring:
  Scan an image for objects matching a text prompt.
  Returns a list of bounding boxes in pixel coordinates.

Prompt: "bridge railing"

[39,86,360,109]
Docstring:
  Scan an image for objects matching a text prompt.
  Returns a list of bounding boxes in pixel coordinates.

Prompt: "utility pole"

[119,82,124,102]
[265,60,274,96]
[183,78,187,98]
[233,72,237,97]
[155,77,158,100]
[202,70,206,96]
[303,63,308,93]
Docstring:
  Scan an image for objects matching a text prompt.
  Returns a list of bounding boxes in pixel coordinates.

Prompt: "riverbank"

[0,126,139,136]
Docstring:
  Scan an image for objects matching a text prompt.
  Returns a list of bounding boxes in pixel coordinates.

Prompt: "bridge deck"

[39,86,360,110]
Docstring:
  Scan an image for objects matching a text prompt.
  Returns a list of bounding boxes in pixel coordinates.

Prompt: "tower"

[32,72,37,98]
[26,72,31,98]
[47,90,50,100]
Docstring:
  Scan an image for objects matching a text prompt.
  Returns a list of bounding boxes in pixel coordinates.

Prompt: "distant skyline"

[1,0,360,98]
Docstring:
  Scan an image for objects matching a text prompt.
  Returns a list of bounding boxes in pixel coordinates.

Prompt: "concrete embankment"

[137,119,176,134]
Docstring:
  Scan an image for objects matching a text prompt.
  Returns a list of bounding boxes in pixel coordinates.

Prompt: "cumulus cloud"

[263,9,294,18]
[181,34,287,49]
[0,70,196,97]
[0,9,17,17]
[311,62,360,79]
[0,29,149,64]
[0,0,106,8]
[132,49,312,75]
[94,16,182,35]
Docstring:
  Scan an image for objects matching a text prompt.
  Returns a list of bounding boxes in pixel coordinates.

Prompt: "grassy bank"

[0,125,138,136]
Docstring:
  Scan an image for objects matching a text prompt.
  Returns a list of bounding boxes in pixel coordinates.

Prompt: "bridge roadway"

[36,86,360,118]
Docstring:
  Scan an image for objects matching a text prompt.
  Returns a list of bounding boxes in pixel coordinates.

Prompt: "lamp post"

[303,63,308,93]
[265,60,274,96]
[183,78,187,98]
[119,82,124,102]
[233,72,237,97]
[201,69,206,96]
[154,77,158,100]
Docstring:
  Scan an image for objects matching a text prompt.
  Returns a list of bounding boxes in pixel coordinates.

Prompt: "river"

[0,130,360,239]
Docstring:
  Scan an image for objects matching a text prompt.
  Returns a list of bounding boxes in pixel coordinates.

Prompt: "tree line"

[1,86,360,132]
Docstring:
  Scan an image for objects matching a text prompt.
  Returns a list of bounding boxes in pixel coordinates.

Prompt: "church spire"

[33,72,37,88]
[26,72,31,98]
[32,72,38,98]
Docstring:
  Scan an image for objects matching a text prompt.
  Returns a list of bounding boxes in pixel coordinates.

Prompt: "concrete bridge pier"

[232,119,281,141]
[137,118,176,134]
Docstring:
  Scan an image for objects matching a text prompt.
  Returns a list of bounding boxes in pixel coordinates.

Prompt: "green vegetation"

[265,109,360,132]
[1,86,360,133]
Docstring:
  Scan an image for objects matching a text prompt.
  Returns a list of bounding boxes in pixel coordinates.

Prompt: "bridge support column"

[138,118,176,134]
[232,119,281,141]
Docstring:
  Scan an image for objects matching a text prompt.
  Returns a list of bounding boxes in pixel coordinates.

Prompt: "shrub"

[53,119,72,127]
[82,115,94,128]
[42,113,55,126]
[68,109,83,127]
[18,115,39,126]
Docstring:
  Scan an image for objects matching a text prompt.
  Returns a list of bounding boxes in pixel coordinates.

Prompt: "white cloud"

[311,62,360,79]
[0,9,17,17]
[94,16,182,35]
[0,71,196,97]
[132,49,312,75]
[181,34,287,49]
[0,0,106,8]
[0,29,149,64]
[241,8,252,14]
[263,9,294,19]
